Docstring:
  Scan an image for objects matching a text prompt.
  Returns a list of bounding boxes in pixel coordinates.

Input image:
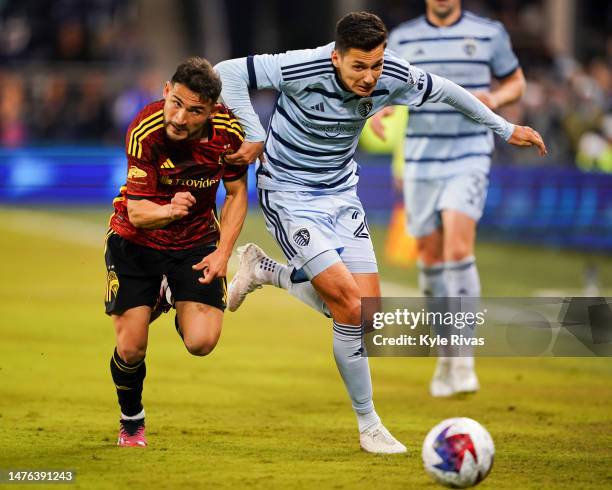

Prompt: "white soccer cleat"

[451,359,480,394]
[359,422,407,454]
[430,357,454,397]
[227,243,267,312]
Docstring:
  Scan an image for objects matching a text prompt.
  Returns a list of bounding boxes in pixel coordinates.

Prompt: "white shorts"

[258,187,378,275]
[404,172,489,238]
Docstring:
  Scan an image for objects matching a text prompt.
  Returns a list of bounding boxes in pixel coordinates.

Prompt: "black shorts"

[104,230,226,315]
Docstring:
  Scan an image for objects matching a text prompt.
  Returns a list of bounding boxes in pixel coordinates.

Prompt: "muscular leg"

[111,306,150,418]
[311,264,380,431]
[175,301,223,356]
[440,209,480,391]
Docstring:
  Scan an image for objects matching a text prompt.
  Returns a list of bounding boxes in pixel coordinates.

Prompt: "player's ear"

[331,50,340,68]
[162,81,172,98]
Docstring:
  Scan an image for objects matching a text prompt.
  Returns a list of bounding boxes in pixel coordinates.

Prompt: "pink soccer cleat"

[117,419,147,447]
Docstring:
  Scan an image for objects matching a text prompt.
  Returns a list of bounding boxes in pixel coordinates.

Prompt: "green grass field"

[0,207,611,489]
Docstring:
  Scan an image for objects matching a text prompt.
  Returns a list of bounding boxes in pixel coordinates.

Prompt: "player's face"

[162,82,216,141]
[426,0,461,19]
[332,43,385,97]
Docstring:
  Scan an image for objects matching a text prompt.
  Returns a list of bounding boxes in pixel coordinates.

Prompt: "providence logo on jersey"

[357,98,373,118]
[293,228,310,246]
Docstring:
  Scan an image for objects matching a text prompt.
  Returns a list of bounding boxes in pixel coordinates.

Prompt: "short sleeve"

[125,155,158,199]
[490,24,520,79]
[387,64,433,108]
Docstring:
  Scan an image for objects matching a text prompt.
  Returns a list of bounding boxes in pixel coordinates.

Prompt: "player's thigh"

[165,244,227,310]
[440,209,477,261]
[259,188,342,270]
[404,178,444,239]
[175,301,223,356]
[311,261,361,324]
[111,306,151,363]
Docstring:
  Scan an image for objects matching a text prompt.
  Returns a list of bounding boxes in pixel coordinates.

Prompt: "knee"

[184,336,218,357]
[445,245,472,263]
[328,286,361,323]
[116,345,146,365]
[417,240,443,265]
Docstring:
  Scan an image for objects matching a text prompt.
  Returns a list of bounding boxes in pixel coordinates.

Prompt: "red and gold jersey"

[110,100,247,250]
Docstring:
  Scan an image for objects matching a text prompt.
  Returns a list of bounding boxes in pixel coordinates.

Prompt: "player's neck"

[192,121,212,142]
[426,8,462,27]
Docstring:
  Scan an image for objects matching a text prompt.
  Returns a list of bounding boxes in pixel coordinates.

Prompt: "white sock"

[445,256,480,359]
[256,257,330,317]
[121,408,145,421]
[418,261,452,357]
[332,321,379,432]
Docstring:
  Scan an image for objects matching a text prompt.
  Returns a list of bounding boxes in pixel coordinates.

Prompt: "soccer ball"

[422,417,494,488]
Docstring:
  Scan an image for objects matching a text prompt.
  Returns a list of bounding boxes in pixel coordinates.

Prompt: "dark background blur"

[1,0,610,169]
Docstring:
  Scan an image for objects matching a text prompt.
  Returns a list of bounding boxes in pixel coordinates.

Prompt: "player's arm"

[475,23,525,110]
[192,174,248,284]
[425,73,546,155]
[215,51,299,164]
[127,192,196,230]
[474,68,526,110]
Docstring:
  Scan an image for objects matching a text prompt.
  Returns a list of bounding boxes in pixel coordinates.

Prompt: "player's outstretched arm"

[426,73,546,155]
[127,192,195,229]
[193,174,248,284]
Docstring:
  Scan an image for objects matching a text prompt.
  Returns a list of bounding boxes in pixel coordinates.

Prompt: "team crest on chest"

[357,98,374,118]
[463,38,477,57]
[293,228,310,246]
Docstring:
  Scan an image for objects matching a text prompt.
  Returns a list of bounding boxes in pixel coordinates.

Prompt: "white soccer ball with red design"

[422,417,495,488]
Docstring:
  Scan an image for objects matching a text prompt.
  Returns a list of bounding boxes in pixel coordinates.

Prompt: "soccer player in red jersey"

[105,58,248,447]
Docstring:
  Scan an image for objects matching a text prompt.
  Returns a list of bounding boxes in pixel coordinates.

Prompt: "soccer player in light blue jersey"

[215,11,545,453]
[371,0,529,397]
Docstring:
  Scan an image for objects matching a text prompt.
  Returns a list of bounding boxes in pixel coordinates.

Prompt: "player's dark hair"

[171,57,221,103]
[335,11,387,53]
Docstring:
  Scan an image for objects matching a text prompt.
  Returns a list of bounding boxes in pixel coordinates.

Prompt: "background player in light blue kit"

[215,11,545,454]
[371,0,528,397]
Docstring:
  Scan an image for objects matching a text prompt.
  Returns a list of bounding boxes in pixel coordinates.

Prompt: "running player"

[370,0,527,396]
[105,57,248,447]
[215,11,545,453]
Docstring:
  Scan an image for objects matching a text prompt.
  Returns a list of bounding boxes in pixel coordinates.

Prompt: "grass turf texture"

[0,207,610,489]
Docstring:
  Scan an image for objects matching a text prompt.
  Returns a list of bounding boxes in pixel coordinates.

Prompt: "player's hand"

[508,125,547,156]
[167,191,196,220]
[192,249,228,284]
[223,141,265,165]
[473,91,499,110]
[369,106,395,141]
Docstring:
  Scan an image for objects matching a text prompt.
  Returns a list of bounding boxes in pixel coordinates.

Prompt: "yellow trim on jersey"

[128,110,163,156]
[134,122,164,158]
[128,111,163,157]
[213,124,244,141]
[212,117,243,134]
[160,158,175,169]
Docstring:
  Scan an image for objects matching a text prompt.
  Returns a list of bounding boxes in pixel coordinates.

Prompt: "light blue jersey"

[388,11,520,179]
[215,41,514,192]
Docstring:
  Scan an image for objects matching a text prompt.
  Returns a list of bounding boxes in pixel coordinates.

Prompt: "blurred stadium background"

[0,1,610,488]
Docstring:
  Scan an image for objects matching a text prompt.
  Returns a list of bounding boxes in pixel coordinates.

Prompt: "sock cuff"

[417,261,445,275]
[333,321,362,338]
[445,256,476,271]
[113,348,145,373]
[121,408,145,421]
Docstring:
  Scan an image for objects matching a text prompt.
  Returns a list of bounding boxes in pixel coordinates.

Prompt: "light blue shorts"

[404,172,489,238]
[258,187,378,277]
